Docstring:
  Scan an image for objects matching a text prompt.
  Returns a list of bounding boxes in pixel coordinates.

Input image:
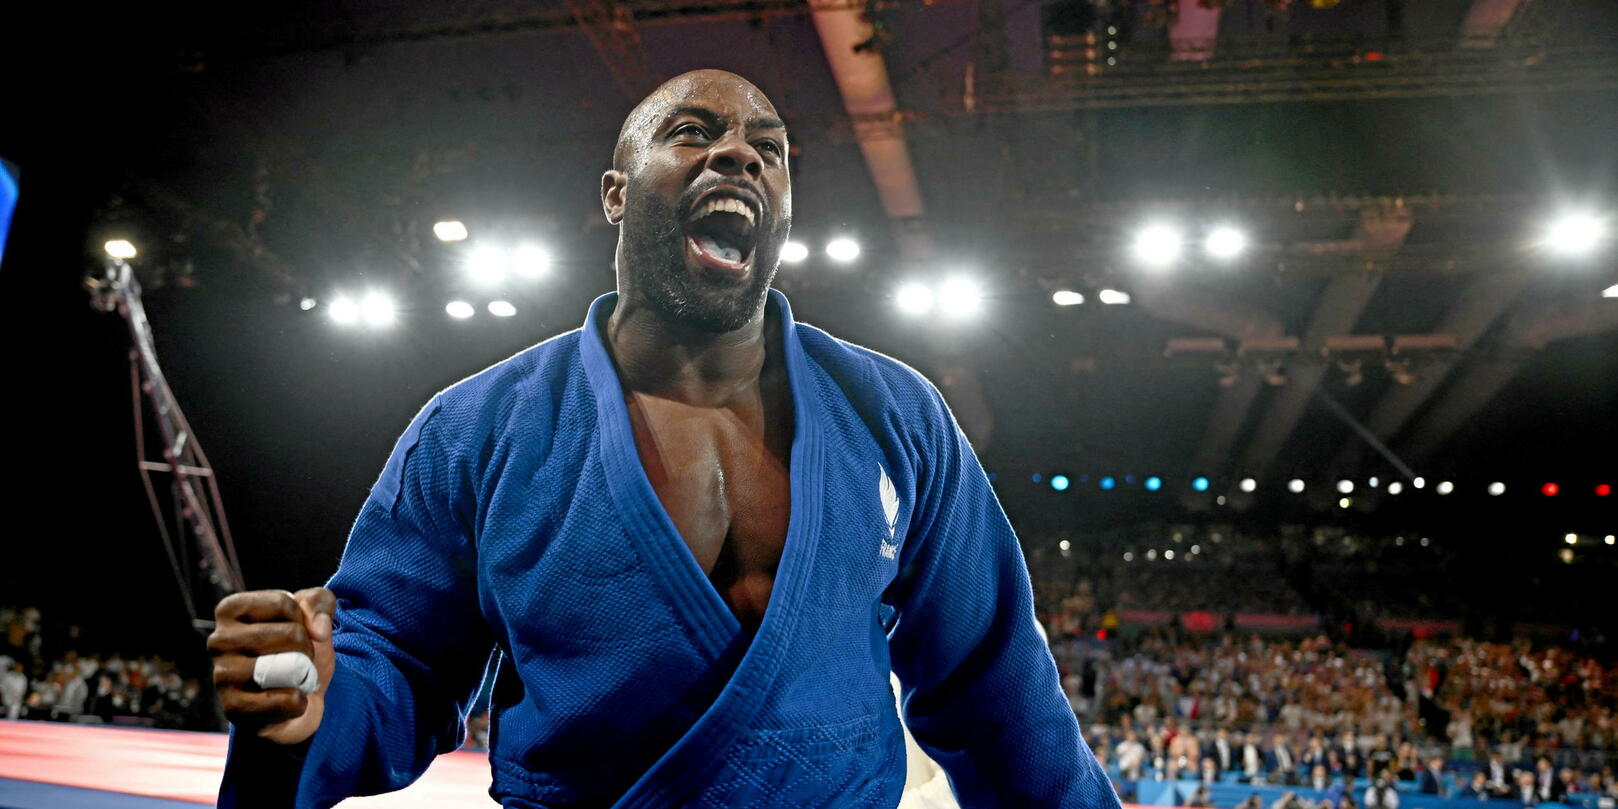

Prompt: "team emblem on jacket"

[878,464,901,560]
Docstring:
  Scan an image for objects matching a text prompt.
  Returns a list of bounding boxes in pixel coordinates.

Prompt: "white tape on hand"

[253,651,319,694]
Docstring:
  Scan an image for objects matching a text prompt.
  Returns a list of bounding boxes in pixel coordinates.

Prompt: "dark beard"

[620,186,787,334]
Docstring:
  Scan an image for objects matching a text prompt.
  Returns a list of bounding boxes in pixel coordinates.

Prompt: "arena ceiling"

[2,0,1615,629]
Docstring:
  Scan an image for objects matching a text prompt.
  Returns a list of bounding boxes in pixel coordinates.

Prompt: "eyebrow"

[663,106,787,135]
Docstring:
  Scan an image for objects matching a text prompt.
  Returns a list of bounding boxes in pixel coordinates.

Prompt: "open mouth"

[683,195,758,276]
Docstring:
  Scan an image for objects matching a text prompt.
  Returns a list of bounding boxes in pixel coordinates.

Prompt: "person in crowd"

[1486,751,1513,795]
[1309,765,1333,793]
[1200,757,1219,786]
[1419,757,1446,795]
[1212,726,1237,775]
[1266,732,1297,784]
[1364,772,1400,809]
[1117,730,1148,780]
[1460,771,1492,800]
[1243,731,1266,782]
[1537,756,1566,803]
[1516,771,1541,807]
[1302,736,1330,771]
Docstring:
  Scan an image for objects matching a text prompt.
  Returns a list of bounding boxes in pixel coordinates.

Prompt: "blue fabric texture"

[216,290,1119,809]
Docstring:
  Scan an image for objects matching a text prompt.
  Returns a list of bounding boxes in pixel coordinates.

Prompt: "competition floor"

[0,720,497,808]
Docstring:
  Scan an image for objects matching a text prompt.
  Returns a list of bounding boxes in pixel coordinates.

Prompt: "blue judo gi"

[218,290,1118,809]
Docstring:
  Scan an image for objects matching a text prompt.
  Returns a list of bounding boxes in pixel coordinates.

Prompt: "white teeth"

[698,197,755,226]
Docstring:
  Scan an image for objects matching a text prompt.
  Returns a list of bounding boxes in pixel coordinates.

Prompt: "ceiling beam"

[565,0,664,101]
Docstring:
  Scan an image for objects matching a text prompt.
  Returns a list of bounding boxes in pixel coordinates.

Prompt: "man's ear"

[601,170,627,224]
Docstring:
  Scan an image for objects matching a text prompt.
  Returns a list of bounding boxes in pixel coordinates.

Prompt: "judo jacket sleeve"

[884,381,1121,809]
[217,396,497,808]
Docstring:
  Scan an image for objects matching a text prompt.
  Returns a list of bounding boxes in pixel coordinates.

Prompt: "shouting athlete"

[209,70,1118,809]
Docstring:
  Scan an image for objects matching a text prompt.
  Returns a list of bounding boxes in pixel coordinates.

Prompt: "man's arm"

[885,379,1120,809]
[217,397,497,808]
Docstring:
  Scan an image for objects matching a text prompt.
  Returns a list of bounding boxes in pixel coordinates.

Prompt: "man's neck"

[606,293,774,407]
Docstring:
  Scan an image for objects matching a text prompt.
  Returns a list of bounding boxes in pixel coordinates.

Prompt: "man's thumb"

[293,587,336,643]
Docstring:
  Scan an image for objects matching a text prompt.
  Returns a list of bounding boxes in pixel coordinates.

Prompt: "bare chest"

[624,393,792,630]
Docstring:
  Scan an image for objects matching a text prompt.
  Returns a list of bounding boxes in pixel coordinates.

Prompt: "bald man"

[210,70,1117,809]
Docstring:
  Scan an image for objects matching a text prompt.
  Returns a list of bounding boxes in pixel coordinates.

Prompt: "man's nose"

[705,133,762,180]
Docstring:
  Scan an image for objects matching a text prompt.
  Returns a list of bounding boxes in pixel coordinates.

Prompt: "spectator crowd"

[0,605,217,731]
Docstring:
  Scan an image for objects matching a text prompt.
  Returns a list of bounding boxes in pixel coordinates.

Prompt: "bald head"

[612,69,783,173]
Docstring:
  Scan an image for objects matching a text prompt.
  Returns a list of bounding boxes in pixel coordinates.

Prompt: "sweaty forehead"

[649,74,777,127]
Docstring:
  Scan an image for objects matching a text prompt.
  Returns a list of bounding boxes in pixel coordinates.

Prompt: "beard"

[619,183,789,334]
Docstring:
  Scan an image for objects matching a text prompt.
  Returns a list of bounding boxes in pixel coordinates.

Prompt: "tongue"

[694,233,743,264]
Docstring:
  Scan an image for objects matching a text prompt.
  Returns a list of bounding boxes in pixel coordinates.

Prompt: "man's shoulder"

[793,322,944,413]
[433,328,584,415]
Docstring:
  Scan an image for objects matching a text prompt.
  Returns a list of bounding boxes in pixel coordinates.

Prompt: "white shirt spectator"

[1117,738,1147,778]
[0,666,27,720]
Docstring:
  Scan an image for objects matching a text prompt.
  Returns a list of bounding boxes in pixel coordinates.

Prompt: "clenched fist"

[208,588,337,745]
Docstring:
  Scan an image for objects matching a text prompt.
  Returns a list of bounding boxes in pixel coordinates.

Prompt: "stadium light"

[1052,290,1085,306]
[1059,539,1071,551]
[1338,497,1352,509]
[104,239,137,259]
[826,237,861,263]
[1412,476,1426,489]
[445,300,475,319]
[1239,477,1257,492]
[1542,482,1560,497]
[1050,475,1070,492]
[1100,476,1117,491]
[1288,478,1305,493]
[1488,481,1506,496]
[328,296,360,326]
[1132,224,1182,268]
[1565,533,1578,545]
[488,300,517,317]
[1097,289,1132,305]
[1598,484,1612,497]
[937,278,984,318]
[1542,211,1607,257]
[433,220,469,242]
[467,247,509,286]
[1387,481,1404,495]
[1205,226,1247,260]
[359,292,396,327]
[1437,480,1455,495]
[299,297,318,311]
[511,245,550,279]
[781,241,809,264]
[1145,476,1162,491]
[895,282,935,316]
[1337,479,1354,494]
[1606,535,1615,545]
[1192,476,1210,492]
[1605,283,1618,298]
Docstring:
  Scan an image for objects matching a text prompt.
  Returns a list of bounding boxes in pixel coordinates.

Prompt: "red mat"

[0,720,497,807]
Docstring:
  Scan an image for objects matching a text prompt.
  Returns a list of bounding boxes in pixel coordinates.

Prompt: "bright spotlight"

[328,296,360,326]
[1387,481,1403,495]
[1604,284,1618,299]
[1413,476,1426,489]
[1164,549,1175,560]
[1192,476,1210,492]
[511,245,550,279]
[104,239,137,259]
[359,292,396,327]
[1050,475,1070,492]
[488,300,517,317]
[433,220,469,242]
[1205,226,1247,259]
[937,278,983,318]
[467,247,509,286]
[1097,289,1132,305]
[1543,211,1607,257]
[1239,477,1257,493]
[1488,481,1505,496]
[1052,290,1085,306]
[298,297,318,311]
[780,241,809,264]
[895,282,935,316]
[1337,479,1354,494]
[1606,535,1615,545]
[1132,224,1182,268]
[1059,539,1071,551]
[1338,497,1352,509]
[1145,476,1162,491]
[1100,476,1116,491]
[1437,480,1455,495]
[1288,478,1305,493]
[1542,482,1560,497]
[826,237,861,263]
[1565,533,1578,545]
[445,300,475,319]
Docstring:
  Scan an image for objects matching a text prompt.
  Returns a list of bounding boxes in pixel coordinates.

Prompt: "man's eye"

[757,141,782,156]
[674,124,707,138]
